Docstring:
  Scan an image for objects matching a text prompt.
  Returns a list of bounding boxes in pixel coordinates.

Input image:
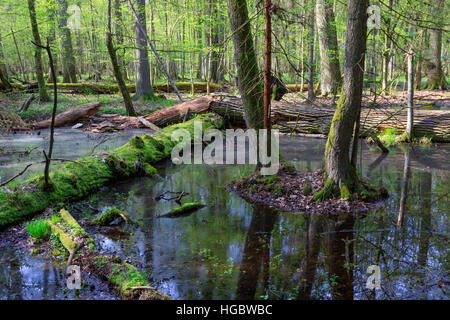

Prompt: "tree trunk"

[107,0,136,116]
[307,1,315,101]
[57,0,77,83]
[314,0,369,200]
[0,34,11,89]
[134,0,153,100]
[315,0,341,96]
[28,0,50,102]
[405,51,414,140]
[382,0,393,94]
[113,0,127,80]
[427,0,447,90]
[47,5,58,83]
[226,0,264,130]
[0,67,12,90]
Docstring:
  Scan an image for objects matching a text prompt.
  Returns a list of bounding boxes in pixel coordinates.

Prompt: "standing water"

[0,133,448,300]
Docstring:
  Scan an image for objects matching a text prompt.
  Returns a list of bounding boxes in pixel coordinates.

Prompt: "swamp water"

[0,131,449,300]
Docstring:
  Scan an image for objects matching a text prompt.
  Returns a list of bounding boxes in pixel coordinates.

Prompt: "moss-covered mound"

[158,202,206,218]
[91,208,131,225]
[0,114,222,229]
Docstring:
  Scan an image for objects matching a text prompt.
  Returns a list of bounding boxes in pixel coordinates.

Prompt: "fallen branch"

[20,93,35,112]
[0,163,34,188]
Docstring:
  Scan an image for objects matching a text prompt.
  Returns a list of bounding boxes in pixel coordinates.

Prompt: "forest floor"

[0,91,178,122]
[0,86,448,133]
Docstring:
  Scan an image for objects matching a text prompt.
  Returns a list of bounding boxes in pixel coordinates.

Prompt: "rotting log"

[157,202,206,218]
[33,102,102,129]
[0,114,222,228]
[145,96,215,127]
[39,82,221,95]
[210,94,450,142]
[49,209,170,300]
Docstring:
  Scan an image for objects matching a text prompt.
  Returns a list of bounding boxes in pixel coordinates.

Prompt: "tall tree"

[307,1,315,101]
[427,0,447,89]
[313,0,369,200]
[0,33,11,89]
[107,0,136,116]
[226,0,264,130]
[28,0,50,102]
[46,1,58,82]
[114,0,128,80]
[57,0,77,83]
[133,0,154,101]
[315,0,341,96]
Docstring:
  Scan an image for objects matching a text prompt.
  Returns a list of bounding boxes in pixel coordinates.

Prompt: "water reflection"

[236,205,277,299]
[0,135,448,300]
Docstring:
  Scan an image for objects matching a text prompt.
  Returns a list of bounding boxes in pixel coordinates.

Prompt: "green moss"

[158,202,206,218]
[339,182,352,200]
[0,114,221,229]
[313,177,336,202]
[91,208,130,226]
[130,136,145,149]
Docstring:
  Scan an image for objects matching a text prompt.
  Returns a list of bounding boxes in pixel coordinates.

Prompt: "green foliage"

[25,218,51,241]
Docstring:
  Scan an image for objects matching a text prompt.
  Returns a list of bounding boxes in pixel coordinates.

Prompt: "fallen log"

[49,209,170,300]
[20,93,35,112]
[145,96,215,126]
[33,102,102,129]
[210,94,450,142]
[0,114,222,229]
[41,81,221,95]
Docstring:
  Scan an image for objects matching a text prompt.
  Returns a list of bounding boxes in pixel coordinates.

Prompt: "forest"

[0,0,448,303]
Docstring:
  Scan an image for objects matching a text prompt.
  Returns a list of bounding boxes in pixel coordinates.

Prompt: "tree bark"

[107,0,136,116]
[307,1,315,101]
[226,0,264,130]
[134,0,154,100]
[315,0,341,96]
[57,0,77,83]
[28,0,50,102]
[0,34,11,89]
[427,0,447,90]
[405,51,414,140]
[314,0,369,200]
[114,0,128,80]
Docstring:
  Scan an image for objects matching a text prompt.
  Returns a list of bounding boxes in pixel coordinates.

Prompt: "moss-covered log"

[0,114,222,229]
[40,81,221,94]
[157,202,206,218]
[49,209,170,300]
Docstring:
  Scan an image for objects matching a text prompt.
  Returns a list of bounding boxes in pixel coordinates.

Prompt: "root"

[313,175,387,202]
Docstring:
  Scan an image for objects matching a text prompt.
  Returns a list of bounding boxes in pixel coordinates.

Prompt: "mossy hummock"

[91,208,131,225]
[0,114,222,228]
[158,202,206,218]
